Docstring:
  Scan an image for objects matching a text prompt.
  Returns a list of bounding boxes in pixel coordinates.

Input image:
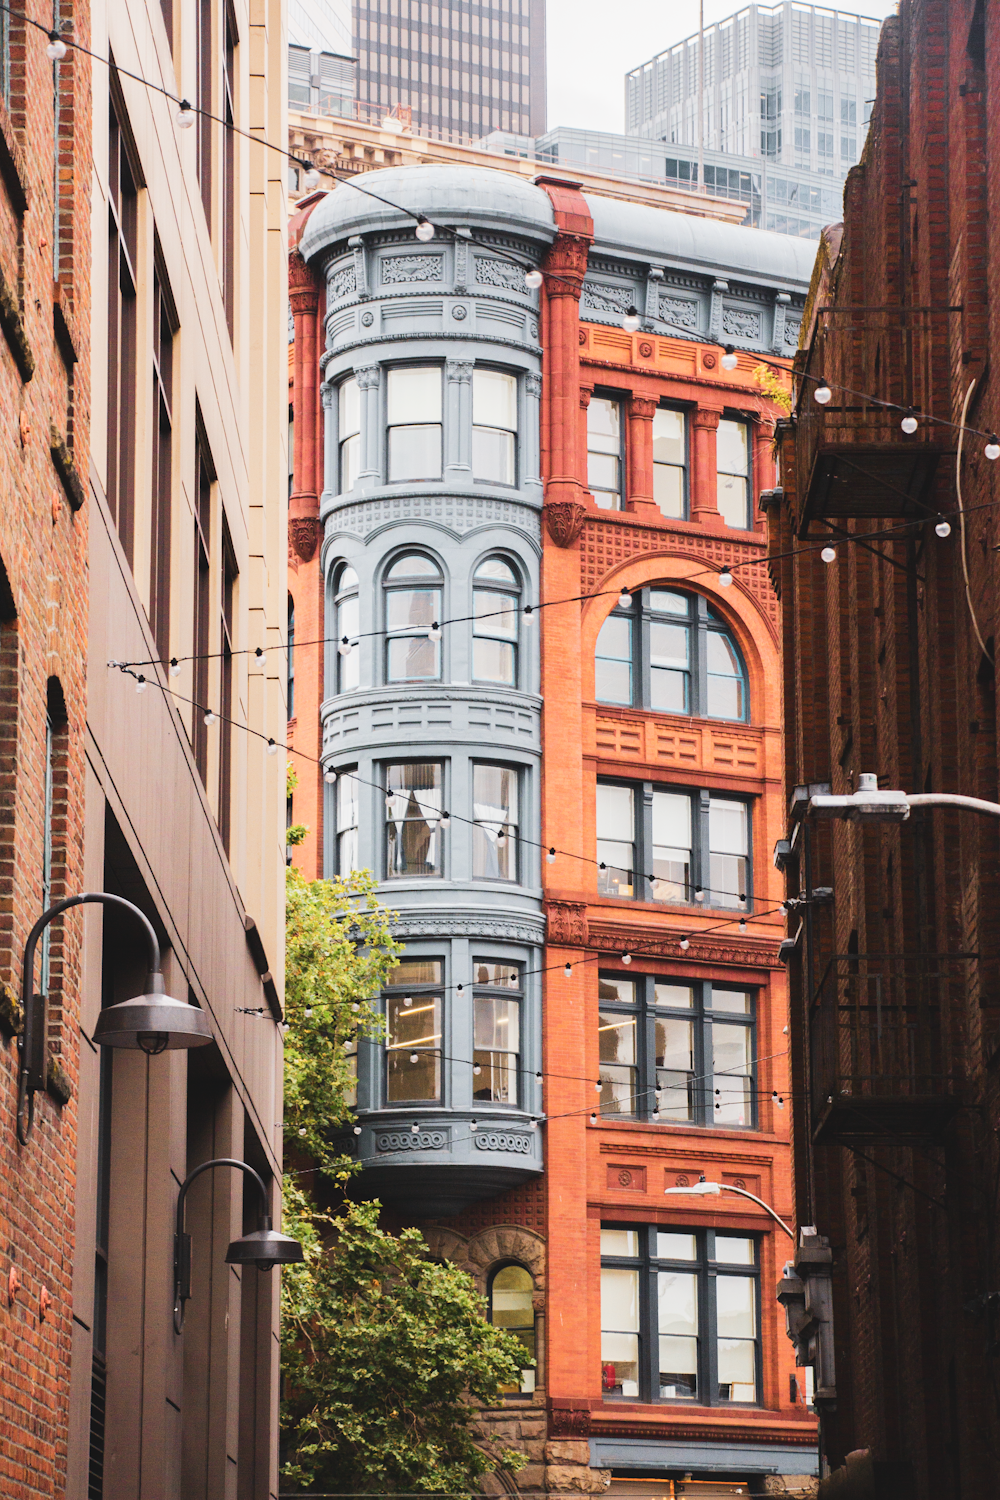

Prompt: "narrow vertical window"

[197,0,213,222]
[648,591,691,713]
[222,8,236,334]
[150,266,175,665]
[384,958,444,1102]
[387,366,442,481]
[384,762,444,877]
[600,1229,641,1397]
[107,99,138,563]
[384,554,442,682]
[193,435,213,783]
[596,782,635,898]
[287,597,295,718]
[652,408,687,518]
[595,602,633,706]
[598,977,638,1115]
[716,419,751,529]
[587,396,623,510]
[709,797,749,907]
[335,565,360,692]
[472,557,519,686]
[472,369,517,484]
[472,763,518,880]
[339,376,360,491]
[489,1264,536,1393]
[336,771,359,876]
[219,525,237,853]
[651,790,692,902]
[473,960,521,1104]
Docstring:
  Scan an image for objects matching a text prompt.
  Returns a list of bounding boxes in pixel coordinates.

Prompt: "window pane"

[600,1064,636,1116]
[658,1269,699,1394]
[717,418,748,475]
[600,1010,636,1064]
[588,451,619,492]
[653,463,685,519]
[387,554,440,580]
[656,1017,694,1120]
[710,799,748,907]
[717,471,749,529]
[596,615,633,705]
[385,763,443,877]
[717,1275,755,1338]
[718,1338,756,1402]
[597,783,634,839]
[654,983,694,1009]
[659,1337,699,1400]
[387,365,441,423]
[475,557,517,584]
[602,1266,640,1328]
[588,396,620,450]
[599,976,635,1004]
[474,995,519,1102]
[601,1332,640,1397]
[386,957,444,985]
[473,960,520,988]
[716,1237,754,1264]
[713,1023,752,1125]
[337,774,358,832]
[337,827,358,875]
[338,596,360,691]
[338,565,359,592]
[339,375,360,436]
[652,407,685,464]
[649,591,689,614]
[340,431,360,491]
[711,989,751,1014]
[389,424,442,481]
[473,426,515,484]
[473,368,517,429]
[386,587,439,633]
[707,672,744,720]
[656,1232,698,1260]
[473,638,515,685]
[650,621,690,713]
[600,1228,638,1256]
[387,635,440,681]
[651,791,692,902]
[474,589,517,640]
[387,992,441,1100]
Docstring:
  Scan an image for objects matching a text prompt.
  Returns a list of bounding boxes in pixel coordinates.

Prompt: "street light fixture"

[807,771,1000,823]
[664,1174,795,1239]
[17,893,212,1144]
[173,1158,304,1333]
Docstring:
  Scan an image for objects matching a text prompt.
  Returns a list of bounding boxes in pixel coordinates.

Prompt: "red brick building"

[771,2,1000,1493]
[289,157,817,1494]
[0,11,92,1497]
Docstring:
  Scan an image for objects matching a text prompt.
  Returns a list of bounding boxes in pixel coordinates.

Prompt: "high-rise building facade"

[288,160,818,1494]
[353,0,547,142]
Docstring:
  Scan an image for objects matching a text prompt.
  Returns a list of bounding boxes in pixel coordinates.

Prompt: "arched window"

[384,553,443,682]
[595,589,748,721]
[334,564,359,693]
[489,1263,536,1394]
[473,557,520,687]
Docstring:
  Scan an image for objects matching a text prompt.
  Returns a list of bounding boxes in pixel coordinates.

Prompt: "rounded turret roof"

[299,164,557,263]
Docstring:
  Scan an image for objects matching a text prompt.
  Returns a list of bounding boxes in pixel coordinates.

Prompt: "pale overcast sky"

[545,0,900,135]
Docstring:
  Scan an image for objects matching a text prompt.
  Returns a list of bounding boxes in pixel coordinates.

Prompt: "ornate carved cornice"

[545,501,588,548]
[390,913,546,944]
[542,232,591,292]
[586,920,781,970]
[628,395,659,421]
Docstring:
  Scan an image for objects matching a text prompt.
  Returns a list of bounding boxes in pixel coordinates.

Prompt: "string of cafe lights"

[20,6,999,460]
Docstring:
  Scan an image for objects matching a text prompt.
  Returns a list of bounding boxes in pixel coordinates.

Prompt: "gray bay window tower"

[299,165,554,1213]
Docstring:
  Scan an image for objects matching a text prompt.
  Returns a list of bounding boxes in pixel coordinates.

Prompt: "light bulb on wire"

[986,436,1000,461]
[679,937,690,952]
[440,811,450,827]
[427,621,442,641]
[135,674,147,694]
[338,636,353,656]
[564,963,572,978]
[525,268,543,290]
[204,710,217,726]
[821,546,837,563]
[415,218,435,242]
[522,605,534,626]
[720,345,738,370]
[324,768,337,784]
[719,568,733,587]
[303,168,322,191]
[813,382,833,405]
[169,657,181,677]
[266,738,279,756]
[622,306,641,333]
[590,1112,598,1125]
[621,952,632,965]
[618,587,632,608]
[176,99,196,129]
[547,847,556,863]
[901,410,918,435]
[935,519,952,538]
[46,30,67,59]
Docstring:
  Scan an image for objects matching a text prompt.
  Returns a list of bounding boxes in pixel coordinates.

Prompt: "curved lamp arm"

[18,892,162,1146]
[664,1177,795,1240]
[720,1184,796,1239]
[173,1158,269,1333]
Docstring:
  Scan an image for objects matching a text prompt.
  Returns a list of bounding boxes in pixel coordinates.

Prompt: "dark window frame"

[383,957,445,1105]
[600,1224,762,1408]
[473,959,523,1106]
[107,94,139,564]
[716,414,753,530]
[596,778,753,911]
[150,253,177,665]
[193,423,215,784]
[382,758,446,880]
[382,551,443,685]
[197,0,213,221]
[597,973,757,1129]
[472,761,520,884]
[471,365,519,488]
[219,519,237,853]
[595,588,749,722]
[221,4,237,336]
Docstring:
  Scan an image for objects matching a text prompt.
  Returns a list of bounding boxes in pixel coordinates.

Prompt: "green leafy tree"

[280,869,529,1491]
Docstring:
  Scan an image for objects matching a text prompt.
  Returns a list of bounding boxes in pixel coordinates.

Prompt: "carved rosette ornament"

[545,502,588,549]
[289,517,321,564]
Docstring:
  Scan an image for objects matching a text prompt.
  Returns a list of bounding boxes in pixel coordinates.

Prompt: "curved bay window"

[473,369,518,485]
[384,553,442,682]
[473,557,520,686]
[601,1227,760,1406]
[595,589,748,722]
[334,564,360,692]
[473,960,521,1105]
[472,764,519,881]
[385,957,443,1103]
[339,375,360,492]
[387,365,442,481]
[385,761,444,878]
[489,1263,536,1393]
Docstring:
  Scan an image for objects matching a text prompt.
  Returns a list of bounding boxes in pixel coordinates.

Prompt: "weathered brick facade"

[771,2,1000,1493]
[0,11,92,1499]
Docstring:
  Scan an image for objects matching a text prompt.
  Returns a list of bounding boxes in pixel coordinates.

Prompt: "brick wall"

[0,11,91,1499]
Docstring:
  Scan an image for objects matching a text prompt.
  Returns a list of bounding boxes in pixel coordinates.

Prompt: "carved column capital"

[692,406,723,432]
[579,383,594,410]
[288,249,319,316]
[445,358,474,383]
[628,394,659,422]
[526,371,543,399]
[542,232,591,295]
[355,364,381,391]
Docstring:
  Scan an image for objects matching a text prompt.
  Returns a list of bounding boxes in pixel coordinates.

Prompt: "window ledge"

[0,259,34,382]
[50,424,86,511]
[0,95,29,213]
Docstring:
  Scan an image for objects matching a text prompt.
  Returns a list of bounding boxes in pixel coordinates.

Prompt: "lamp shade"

[92,973,213,1053]
[225,1217,304,1271]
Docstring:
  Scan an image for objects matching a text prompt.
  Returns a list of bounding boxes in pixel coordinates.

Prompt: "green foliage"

[281,1194,529,1495]
[286,823,309,847]
[753,362,793,414]
[283,867,399,1169]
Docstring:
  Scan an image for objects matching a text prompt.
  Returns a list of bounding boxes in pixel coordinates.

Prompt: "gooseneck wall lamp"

[664,1174,795,1239]
[173,1158,304,1332]
[17,891,213,1145]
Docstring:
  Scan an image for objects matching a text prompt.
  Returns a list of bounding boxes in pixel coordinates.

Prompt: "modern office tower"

[288,161,818,1492]
[289,0,357,117]
[353,0,547,142]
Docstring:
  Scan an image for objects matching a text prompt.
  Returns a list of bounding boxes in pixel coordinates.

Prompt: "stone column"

[355,364,381,490]
[320,382,336,506]
[445,357,473,483]
[754,415,776,530]
[524,370,543,500]
[288,248,321,563]
[578,384,593,498]
[691,406,724,529]
[627,393,660,518]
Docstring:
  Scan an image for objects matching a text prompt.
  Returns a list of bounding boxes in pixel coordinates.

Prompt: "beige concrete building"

[73,2,290,1496]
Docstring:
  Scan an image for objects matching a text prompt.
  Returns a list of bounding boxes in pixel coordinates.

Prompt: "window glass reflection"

[473,369,517,485]
[385,762,443,877]
[384,554,442,682]
[597,782,634,897]
[387,366,442,481]
[473,764,519,881]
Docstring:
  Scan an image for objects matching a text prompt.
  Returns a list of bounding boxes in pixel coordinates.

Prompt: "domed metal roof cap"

[225,1217,305,1269]
[298,163,557,263]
